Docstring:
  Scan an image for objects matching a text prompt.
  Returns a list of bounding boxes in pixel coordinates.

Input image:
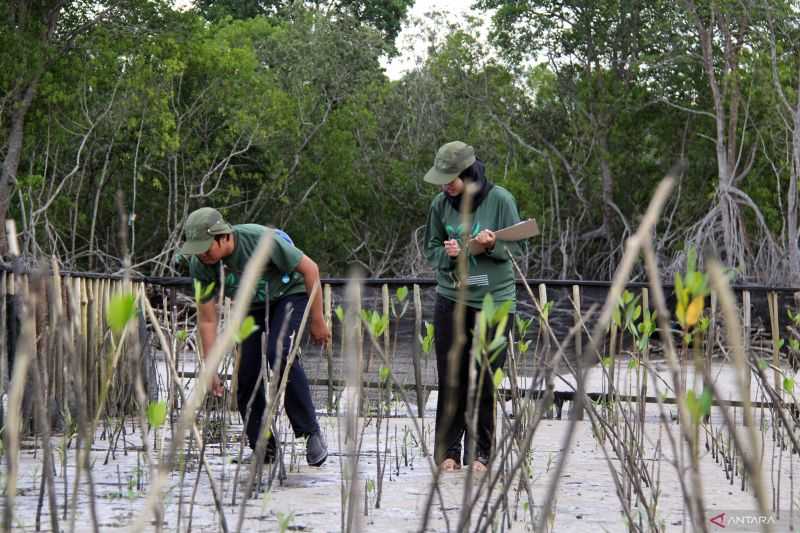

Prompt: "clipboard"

[468,218,539,255]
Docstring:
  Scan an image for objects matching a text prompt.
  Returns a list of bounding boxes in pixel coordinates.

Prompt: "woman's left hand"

[474,229,496,251]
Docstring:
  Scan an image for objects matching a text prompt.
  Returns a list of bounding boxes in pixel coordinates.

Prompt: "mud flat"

[5,392,797,533]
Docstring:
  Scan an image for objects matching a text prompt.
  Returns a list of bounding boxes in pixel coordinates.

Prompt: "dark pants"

[237,294,319,450]
[434,294,512,466]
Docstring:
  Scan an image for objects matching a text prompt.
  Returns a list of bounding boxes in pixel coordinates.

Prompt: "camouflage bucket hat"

[423,141,476,185]
[180,207,233,255]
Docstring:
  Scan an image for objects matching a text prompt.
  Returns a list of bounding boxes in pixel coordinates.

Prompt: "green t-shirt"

[189,224,307,306]
[423,186,523,312]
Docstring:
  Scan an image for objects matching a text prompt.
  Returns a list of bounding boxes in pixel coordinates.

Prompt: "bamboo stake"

[572,284,582,360]
[0,271,6,417]
[382,283,391,403]
[412,284,424,417]
[20,274,34,432]
[768,292,781,392]
[2,220,30,531]
[707,290,717,382]
[28,274,60,533]
[3,279,36,532]
[50,260,64,416]
[324,283,334,412]
[639,287,649,432]
[571,284,583,420]
[343,277,363,533]
[382,283,390,361]
[743,290,752,412]
[538,283,552,417]
[89,278,100,418]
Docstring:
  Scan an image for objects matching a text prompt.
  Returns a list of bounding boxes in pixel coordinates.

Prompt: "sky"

[381,0,486,80]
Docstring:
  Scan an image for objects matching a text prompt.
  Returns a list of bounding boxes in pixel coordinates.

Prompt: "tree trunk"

[788,83,800,282]
[598,129,615,242]
[0,79,39,256]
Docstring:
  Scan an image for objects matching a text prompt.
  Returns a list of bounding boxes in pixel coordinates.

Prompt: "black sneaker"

[306,431,328,466]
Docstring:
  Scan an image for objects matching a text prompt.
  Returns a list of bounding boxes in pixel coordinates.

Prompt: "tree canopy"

[2,0,800,283]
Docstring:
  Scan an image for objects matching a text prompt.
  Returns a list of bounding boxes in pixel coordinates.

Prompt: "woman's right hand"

[444,239,461,257]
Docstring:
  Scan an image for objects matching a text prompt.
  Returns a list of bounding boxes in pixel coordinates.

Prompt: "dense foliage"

[2,0,800,282]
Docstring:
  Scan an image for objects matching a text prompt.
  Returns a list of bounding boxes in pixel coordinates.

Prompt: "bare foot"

[471,460,488,473]
[440,458,460,472]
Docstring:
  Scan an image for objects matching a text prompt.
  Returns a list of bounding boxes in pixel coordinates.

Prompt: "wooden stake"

[767,292,781,393]
[324,283,334,413]
[0,271,7,405]
[412,284,424,418]
[742,290,752,410]
[571,284,583,420]
[538,283,552,417]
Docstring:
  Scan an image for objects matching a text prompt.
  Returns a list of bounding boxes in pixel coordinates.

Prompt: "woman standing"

[423,141,523,472]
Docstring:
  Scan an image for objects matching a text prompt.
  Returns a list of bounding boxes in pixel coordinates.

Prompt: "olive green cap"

[179,207,233,255]
[423,141,476,185]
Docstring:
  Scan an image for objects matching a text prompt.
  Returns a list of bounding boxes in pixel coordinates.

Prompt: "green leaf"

[685,390,699,424]
[516,316,532,337]
[790,338,800,351]
[686,389,712,425]
[420,321,435,354]
[482,293,496,326]
[757,359,769,371]
[622,290,632,305]
[495,300,513,325]
[675,302,686,327]
[612,306,622,328]
[146,401,168,428]
[627,358,639,370]
[234,316,259,343]
[488,335,508,356]
[193,280,215,302]
[783,377,795,395]
[335,305,344,323]
[687,271,703,295]
[395,286,408,302]
[541,301,553,321]
[601,356,613,368]
[202,282,216,300]
[699,389,712,418]
[107,293,136,335]
[636,336,648,352]
[379,366,390,383]
[674,272,685,306]
[493,368,505,389]
[686,246,697,274]
[176,330,189,343]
